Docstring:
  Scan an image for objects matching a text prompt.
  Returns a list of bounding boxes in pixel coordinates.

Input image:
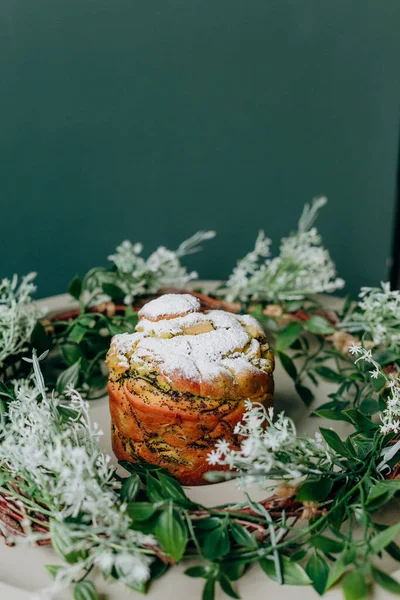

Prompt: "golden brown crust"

[108,378,274,485]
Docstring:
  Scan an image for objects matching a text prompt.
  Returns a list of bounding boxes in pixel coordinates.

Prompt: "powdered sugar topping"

[107,294,272,395]
[138,293,200,321]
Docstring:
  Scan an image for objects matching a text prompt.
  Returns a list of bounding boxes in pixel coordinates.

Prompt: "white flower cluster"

[207,401,328,487]
[342,283,400,348]
[0,358,153,593]
[223,197,344,303]
[106,230,216,304]
[349,343,400,435]
[0,273,44,366]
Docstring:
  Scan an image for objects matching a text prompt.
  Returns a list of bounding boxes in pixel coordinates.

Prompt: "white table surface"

[1,289,400,599]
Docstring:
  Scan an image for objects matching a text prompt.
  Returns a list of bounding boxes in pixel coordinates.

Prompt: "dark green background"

[1,1,399,299]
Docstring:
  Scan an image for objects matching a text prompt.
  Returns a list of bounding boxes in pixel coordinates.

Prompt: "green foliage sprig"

[69,230,216,310]
[206,349,400,600]
[222,197,344,303]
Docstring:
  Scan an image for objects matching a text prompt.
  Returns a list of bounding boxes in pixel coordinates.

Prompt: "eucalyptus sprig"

[341,282,400,349]
[43,306,139,397]
[222,197,344,304]
[0,352,156,598]
[249,282,400,411]
[69,230,216,310]
[0,273,44,368]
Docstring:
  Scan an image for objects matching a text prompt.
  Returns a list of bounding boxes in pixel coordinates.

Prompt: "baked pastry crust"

[106,293,274,485]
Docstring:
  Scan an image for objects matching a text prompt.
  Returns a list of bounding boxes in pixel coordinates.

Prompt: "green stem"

[184,510,204,557]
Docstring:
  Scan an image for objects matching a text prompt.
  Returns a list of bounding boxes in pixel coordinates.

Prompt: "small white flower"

[0,273,45,366]
[341,283,400,348]
[95,550,115,572]
[103,231,215,304]
[349,343,362,355]
[215,439,231,454]
[0,359,153,594]
[222,197,344,303]
[206,450,222,466]
[207,400,326,487]
[349,349,400,435]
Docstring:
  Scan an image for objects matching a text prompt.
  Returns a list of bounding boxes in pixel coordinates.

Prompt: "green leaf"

[185,566,208,578]
[69,324,88,344]
[126,580,146,594]
[290,548,308,562]
[344,409,376,432]
[107,321,128,336]
[203,524,231,560]
[314,409,352,423]
[150,557,170,581]
[219,574,240,599]
[68,275,83,300]
[278,352,298,381]
[310,535,344,554]
[45,564,63,579]
[371,566,400,594]
[373,349,400,366]
[370,522,400,554]
[30,321,51,353]
[57,405,80,422]
[56,360,81,394]
[328,501,346,532]
[157,472,190,504]
[78,315,96,327]
[146,473,165,502]
[349,434,374,460]
[221,562,246,581]
[304,316,335,335]
[385,540,400,561]
[359,397,380,416]
[120,460,164,474]
[259,556,311,585]
[342,569,369,600]
[343,547,357,565]
[315,366,344,383]
[371,373,386,392]
[317,399,349,412]
[127,502,157,522]
[320,428,353,458]
[102,282,125,302]
[202,578,215,600]
[154,503,188,562]
[61,343,82,367]
[230,522,258,549]
[124,305,139,327]
[295,383,314,406]
[275,323,303,352]
[297,478,333,502]
[326,554,347,589]
[73,581,98,600]
[306,551,329,595]
[375,479,400,491]
[120,473,141,502]
[195,518,220,530]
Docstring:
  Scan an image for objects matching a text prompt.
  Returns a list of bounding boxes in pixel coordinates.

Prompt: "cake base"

[108,378,273,486]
